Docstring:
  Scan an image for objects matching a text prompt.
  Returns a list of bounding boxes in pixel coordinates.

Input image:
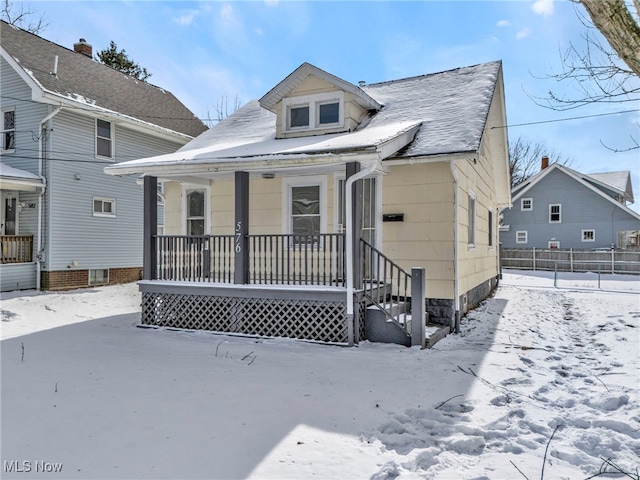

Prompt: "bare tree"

[1,0,47,34]
[204,95,241,128]
[509,137,573,188]
[534,2,639,111]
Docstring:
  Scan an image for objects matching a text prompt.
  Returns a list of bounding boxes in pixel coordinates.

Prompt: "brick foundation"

[41,267,142,290]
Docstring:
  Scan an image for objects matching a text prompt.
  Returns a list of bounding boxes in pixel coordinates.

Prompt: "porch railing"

[1,235,33,264]
[248,234,345,286]
[360,238,412,333]
[154,234,345,286]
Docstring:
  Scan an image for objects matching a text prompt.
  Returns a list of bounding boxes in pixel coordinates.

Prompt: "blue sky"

[25,0,640,212]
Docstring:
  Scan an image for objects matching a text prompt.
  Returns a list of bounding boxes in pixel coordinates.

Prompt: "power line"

[492,108,639,129]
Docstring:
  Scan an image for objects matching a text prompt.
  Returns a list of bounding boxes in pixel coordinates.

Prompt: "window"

[93,197,116,217]
[521,198,532,211]
[2,107,15,152]
[549,204,561,223]
[89,269,109,285]
[582,229,595,242]
[488,209,493,247]
[96,119,112,158]
[548,240,560,249]
[468,193,476,246]
[516,231,528,244]
[291,185,321,243]
[186,189,205,235]
[283,92,344,132]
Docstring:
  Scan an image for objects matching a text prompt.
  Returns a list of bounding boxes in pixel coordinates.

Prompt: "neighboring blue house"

[500,161,640,250]
[0,21,207,291]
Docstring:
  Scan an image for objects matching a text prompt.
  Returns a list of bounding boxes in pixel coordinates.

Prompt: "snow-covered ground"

[1,269,638,479]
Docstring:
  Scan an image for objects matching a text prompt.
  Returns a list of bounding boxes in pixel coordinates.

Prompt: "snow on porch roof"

[104,120,422,176]
[0,163,45,191]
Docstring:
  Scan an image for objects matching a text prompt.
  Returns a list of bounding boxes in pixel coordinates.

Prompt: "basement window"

[89,269,109,285]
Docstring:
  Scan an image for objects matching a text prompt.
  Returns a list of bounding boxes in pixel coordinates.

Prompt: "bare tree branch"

[1,0,47,34]
[509,137,573,188]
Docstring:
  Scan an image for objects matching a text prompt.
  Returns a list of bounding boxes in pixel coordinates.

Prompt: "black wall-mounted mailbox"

[383,213,404,222]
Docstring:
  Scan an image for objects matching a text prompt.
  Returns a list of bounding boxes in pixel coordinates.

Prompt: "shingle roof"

[1,20,207,138]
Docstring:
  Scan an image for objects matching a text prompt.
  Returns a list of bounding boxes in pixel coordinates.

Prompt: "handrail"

[1,235,34,264]
[360,238,411,334]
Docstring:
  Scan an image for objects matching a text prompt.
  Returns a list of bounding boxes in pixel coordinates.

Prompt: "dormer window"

[283,91,344,133]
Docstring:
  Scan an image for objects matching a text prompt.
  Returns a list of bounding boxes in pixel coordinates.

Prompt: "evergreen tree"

[96,41,151,82]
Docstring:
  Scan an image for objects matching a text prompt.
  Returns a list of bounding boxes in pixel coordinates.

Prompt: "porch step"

[364,302,411,347]
[364,304,450,348]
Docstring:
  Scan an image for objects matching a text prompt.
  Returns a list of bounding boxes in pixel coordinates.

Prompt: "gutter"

[345,159,380,346]
[450,159,460,334]
[36,105,62,290]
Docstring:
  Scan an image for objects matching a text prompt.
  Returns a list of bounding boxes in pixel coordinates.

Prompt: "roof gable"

[512,164,640,221]
[0,20,207,138]
[585,171,634,203]
[259,62,381,113]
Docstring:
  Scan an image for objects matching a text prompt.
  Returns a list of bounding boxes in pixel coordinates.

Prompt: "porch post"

[345,162,364,343]
[346,162,362,289]
[143,175,157,280]
[234,171,249,284]
[411,267,426,348]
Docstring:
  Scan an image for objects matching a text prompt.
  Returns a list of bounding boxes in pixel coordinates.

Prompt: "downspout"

[37,106,62,290]
[450,160,460,334]
[345,159,379,345]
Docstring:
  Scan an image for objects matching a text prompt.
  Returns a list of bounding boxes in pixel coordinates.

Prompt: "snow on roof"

[0,162,44,190]
[586,171,633,202]
[0,163,41,181]
[106,61,501,175]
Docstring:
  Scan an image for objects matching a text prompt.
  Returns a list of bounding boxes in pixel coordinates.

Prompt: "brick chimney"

[73,38,92,58]
[541,155,549,170]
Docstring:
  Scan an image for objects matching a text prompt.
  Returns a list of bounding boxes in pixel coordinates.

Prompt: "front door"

[337,176,378,278]
[1,192,18,235]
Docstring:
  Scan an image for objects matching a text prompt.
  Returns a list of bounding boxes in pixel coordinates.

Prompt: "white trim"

[548,240,560,249]
[334,173,383,250]
[549,203,561,223]
[181,184,210,235]
[581,229,596,242]
[92,197,116,217]
[516,230,528,244]
[88,268,109,285]
[282,175,328,237]
[283,91,345,133]
[467,191,476,248]
[520,197,532,211]
[1,106,16,153]
[95,118,114,160]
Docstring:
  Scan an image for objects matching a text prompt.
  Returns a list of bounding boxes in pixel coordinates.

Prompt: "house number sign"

[235,221,242,253]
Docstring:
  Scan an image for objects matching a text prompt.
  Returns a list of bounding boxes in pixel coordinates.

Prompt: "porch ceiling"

[0,163,44,191]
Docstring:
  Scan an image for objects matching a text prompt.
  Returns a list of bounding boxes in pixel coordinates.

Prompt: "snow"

[1,269,638,479]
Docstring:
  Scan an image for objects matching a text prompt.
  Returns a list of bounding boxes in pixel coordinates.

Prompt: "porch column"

[234,171,249,284]
[143,175,157,280]
[346,162,362,289]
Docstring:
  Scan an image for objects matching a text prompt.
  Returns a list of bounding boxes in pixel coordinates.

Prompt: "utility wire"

[492,108,638,129]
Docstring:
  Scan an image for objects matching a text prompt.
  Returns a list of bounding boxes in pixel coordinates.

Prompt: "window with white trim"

[284,176,326,246]
[2,107,15,152]
[516,230,528,244]
[186,189,205,235]
[96,119,113,158]
[549,204,561,223]
[521,198,532,211]
[468,193,476,246]
[93,197,116,217]
[548,240,560,249]
[283,92,344,133]
[582,229,595,242]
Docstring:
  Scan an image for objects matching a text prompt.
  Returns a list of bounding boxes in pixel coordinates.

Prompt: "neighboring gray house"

[500,161,640,250]
[0,21,207,291]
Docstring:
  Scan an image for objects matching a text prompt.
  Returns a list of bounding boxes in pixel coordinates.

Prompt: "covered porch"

[0,163,44,291]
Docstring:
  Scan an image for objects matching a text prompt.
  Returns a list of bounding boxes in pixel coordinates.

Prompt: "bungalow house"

[500,160,640,250]
[0,20,207,291]
[105,61,511,347]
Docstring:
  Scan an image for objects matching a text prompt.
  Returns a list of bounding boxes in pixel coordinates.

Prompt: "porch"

[1,235,33,264]
[141,232,428,346]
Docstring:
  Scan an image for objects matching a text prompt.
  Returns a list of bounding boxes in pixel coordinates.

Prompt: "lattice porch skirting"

[139,281,365,345]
